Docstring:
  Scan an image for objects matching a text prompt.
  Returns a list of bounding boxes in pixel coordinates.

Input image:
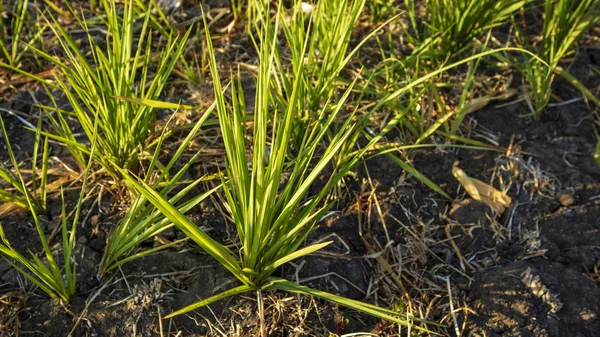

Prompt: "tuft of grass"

[514,0,600,117]
[277,0,396,178]
[99,101,218,275]
[0,0,47,67]
[32,0,191,177]
[364,47,537,199]
[0,114,49,216]
[0,131,95,302]
[277,0,366,147]
[119,4,434,332]
[405,0,531,61]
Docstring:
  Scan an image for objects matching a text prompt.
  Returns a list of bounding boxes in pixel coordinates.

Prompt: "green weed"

[0,129,95,302]
[99,101,218,275]
[514,0,600,117]
[0,114,48,216]
[405,0,531,61]
[119,4,434,332]
[32,0,190,177]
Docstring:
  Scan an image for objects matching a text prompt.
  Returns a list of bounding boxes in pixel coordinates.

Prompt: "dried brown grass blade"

[452,163,511,214]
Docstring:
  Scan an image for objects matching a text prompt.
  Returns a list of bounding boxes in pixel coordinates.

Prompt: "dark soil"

[4,89,598,337]
[2,3,600,337]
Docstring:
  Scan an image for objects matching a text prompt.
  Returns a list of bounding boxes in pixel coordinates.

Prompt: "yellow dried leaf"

[463,88,519,115]
[452,163,511,214]
[0,176,71,218]
[0,203,19,218]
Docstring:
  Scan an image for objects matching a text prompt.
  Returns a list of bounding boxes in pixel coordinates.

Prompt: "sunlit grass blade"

[555,66,600,108]
[595,138,600,168]
[377,47,544,110]
[0,114,47,215]
[163,284,254,319]
[116,167,246,283]
[264,278,440,334]
[404,0,533,61]
[114,96,198,111]
[107,238,189,271]
[261,241,332,274]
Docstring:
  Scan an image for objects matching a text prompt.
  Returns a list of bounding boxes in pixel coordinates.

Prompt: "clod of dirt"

[296,256,370,301]
[536,201,600,270]
[467,259,600,337]
[449,199,493,226]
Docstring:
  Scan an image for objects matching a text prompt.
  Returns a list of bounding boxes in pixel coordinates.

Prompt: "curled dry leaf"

[0,175,72,218]
[452,162,511,214]
[463,88,519,115]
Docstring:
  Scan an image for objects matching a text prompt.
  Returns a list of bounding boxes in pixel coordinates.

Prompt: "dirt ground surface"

[1,2,600,337]
[2,81,600,336]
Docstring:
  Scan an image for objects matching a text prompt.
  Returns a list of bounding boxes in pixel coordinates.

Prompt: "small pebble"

[557,192,575,207]
[579,309,596,321]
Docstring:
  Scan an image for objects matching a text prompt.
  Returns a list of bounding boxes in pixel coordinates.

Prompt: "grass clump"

[278,0,394,162]
[119,4,432,332]
[0,114,48,217]
[0,142,94,302]
[0,0,47,67]
[280,0,365,145]
[406,0,531,61]
[99,102,218,275]
[33,0,190,176]
[286,0,366,111]
[514,0,600,117]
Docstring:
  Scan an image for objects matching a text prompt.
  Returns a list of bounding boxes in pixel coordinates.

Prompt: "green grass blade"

[114,96,198,111]
[265,278,439,333]
[117,168,245,283]
[387,153,451,200]
[108,238,189,272]
[377,48,545,110]
[555,66,600,107]
[595,139,600,168]
[262,241,332,275]
[164,284,253,319]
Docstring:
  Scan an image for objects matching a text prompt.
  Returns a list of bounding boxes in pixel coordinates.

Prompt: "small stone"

[449,199,492,225]
[557,192,575,207]
[579,309,596,321]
